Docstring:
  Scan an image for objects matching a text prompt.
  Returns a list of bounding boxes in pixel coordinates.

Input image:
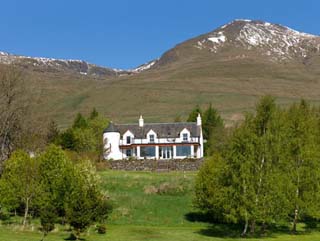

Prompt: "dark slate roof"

[103,122,119,133]
[111,122,200,138]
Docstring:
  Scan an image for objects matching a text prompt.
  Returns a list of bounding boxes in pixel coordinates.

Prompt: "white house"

[103,114,204,160]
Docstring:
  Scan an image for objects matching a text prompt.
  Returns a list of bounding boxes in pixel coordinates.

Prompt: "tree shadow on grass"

[64,233,86,241]
[196,223,294,239]
[198,223,244,238]
[185,211,320,239]
[185,212,243,238]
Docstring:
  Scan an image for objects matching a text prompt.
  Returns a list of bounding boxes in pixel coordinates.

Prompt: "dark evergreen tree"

[89,108,99,120]
[72,113,88,129]
[203,103,223,140]
[46,120,59,144]
[187,105,202,122]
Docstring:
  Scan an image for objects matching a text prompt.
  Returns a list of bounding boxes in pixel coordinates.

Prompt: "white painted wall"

[103,132,123,160]
[103,120,204,160]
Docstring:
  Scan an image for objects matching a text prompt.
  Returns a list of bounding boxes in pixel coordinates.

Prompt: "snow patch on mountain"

[208,32,226,44]
[194,19,320,60]
[132,59,158,72]
[0,51,126,76]
[236,21,319,59]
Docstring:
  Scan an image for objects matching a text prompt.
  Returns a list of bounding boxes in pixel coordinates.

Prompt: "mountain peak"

[194,19,320,60]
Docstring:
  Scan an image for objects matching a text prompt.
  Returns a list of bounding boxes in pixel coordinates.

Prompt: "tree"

[194,97,293,236]
[59,129,76,150]
[202,104,224,156]
[65,160,111,239]
[58,110,108,156]
[203,104,223,140]
[89,108,99,120]
[39,201,57,241]
[73,128,96,153]
[194,154,227,221]
[0,66,50,169]
[46,120,59,144]
[38,145,72,217]
[0,66,29,169]
[0,150,41,227]
[282,101,320,232]
[187,105,202,122]
[72,113,88,129]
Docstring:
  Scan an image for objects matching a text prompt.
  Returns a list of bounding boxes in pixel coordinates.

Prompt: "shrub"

[143,182,188,196]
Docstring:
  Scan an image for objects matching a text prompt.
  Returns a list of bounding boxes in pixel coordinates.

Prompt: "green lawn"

[1,170,320,241]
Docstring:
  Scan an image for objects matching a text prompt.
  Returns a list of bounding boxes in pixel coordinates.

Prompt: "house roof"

[105,122,200,138]
[103,122,119,133]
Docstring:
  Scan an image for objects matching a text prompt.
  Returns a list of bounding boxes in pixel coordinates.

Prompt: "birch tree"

[283,101,320,232]
[0,150,41,227]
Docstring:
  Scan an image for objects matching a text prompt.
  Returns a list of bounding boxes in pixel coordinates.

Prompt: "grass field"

[1,170,320,241]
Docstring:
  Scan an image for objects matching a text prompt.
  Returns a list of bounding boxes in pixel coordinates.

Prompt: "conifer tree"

[187,105,202,122]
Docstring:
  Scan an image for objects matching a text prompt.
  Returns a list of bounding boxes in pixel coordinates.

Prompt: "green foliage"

[73,128,96,152]
[187,104,225,156]
[72,113,88,129]
[281,100,320,231]
[0,150,41,226]
[59,129,75,150]
[39,202,57,240]
[195,96,320,235]
[38,145,72,217]
[89,108,99,120]
[58,109,108,156]
[47,120,60,144]
[203,103,223,140]
[65,161,111,239]
[194,154,227,221]
[0,145,111,239]
[187,105,202,122]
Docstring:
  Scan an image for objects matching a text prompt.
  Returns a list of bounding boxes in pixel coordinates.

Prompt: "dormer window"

[183,133,188,142]
[126,136,131,144]
[149,134,155,143]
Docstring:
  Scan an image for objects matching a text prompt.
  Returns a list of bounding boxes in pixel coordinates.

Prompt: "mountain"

[0,51,131,77]
[151,19,320,69]
[1,19,320,127]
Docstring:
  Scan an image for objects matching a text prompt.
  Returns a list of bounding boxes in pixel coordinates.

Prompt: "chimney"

[197,113,202,126]
[139,115,144,127]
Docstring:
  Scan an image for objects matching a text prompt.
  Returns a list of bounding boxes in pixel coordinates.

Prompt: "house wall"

[103,132,123,160]
[103,123,204,160]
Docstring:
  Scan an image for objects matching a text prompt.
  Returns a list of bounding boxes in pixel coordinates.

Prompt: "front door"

[160,146,172,159]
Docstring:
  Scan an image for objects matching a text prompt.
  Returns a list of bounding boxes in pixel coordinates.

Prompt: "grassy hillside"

[1,170,320,241]
[22,57,320,129]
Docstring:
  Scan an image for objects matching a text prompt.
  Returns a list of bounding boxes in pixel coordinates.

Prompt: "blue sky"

[1,0,319,69]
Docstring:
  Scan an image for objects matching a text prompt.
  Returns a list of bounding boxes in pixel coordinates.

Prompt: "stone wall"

[107,158,204,171]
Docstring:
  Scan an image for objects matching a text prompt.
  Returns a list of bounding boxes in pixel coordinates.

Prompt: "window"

[149,134,155,143]
[176,145,191,157]
[140,146,156,157]
[126,136,131,144]
[183,133,188,142]
[126,149,132,157]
